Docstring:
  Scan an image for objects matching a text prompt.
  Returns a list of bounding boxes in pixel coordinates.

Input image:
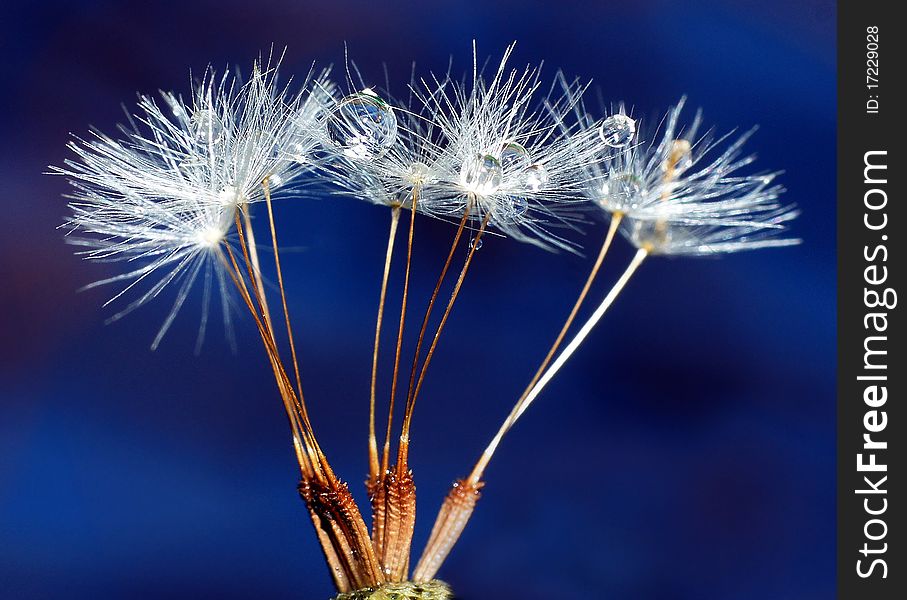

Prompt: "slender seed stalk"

[398,202,474,465]
[227,197,389,591]
[218,242,314,477]
[398,210,491,468]
[368,207,402,485]
[225,214,324,480]
[467,213,623,484]
[262,179,310,428]
[510,248,648,424]
[413,248,648,582]
[374,188,418,575]
[381,188,420,473]
[241,203,272,329]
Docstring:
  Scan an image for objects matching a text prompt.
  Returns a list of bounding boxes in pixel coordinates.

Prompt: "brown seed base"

[331,580,452,600]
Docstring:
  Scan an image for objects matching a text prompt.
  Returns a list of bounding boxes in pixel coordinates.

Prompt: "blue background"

[0,1,835,598]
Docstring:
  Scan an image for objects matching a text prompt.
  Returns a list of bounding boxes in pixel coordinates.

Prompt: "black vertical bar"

[837,1,903,598]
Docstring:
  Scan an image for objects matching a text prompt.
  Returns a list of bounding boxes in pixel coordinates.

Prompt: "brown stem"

[398,204,473,462]
[220,240,318,480]
[397,210,491,468]
[467,213,623,485]
[381,189,419,474]
[262,180,317,443]
[233,206,330,482]
[369,207,402,485]
[225,202,384,591]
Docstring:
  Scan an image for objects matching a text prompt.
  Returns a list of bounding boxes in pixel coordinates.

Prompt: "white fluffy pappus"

[312,77,454,215]
[55,57,321,349]
[566,96,800,253]
[407,43,607,252]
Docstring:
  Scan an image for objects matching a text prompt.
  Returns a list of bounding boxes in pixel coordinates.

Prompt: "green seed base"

[331,580,452,600]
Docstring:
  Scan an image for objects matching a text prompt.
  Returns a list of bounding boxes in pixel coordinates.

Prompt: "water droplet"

[406,162,431,186]
[511,196,528,216]
[599,114,636,148]
[394,188,416,208]
[499,141,530,172]
[326,90,398,160]
[629,218,672,250]
[268,173,284,189]
[522,163,549,192]
[191,108,223,144]
[468,236,483,251]
[601,173,642,210]
[460,154,503,195]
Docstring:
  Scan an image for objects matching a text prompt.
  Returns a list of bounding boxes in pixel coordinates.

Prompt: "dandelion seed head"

[407,44,606,251]
[195,224,228,248]
[314,70,454,215]
[565,97,797,238]
[405,161,433,186]
[54,55,316,348]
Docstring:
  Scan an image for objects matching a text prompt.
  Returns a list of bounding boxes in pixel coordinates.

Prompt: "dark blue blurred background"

[0,1,834,598]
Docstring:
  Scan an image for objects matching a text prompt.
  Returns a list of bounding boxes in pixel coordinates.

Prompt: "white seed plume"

[622,209,801,255]
[409,43,605,251]
[56,58,318,349]
[459,98,802,512]
[565,96,795,235]
[314,80,453,214]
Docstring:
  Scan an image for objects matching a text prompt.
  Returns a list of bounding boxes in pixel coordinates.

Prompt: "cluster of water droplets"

[326,89,398,160]
[459,139,552,200]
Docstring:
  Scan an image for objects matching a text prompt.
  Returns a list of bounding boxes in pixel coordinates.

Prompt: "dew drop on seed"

[460,154,503,195]
[407,161,431,185]
[630,218,672,250]
[500,141,530,172]
[599,114,636,148]
[601,173,642,209]
[522,163,549,192]
[326,89,398,160]
[191,108,223,144]
[469,236,483,251]
[268,173,284,189]
[511,195,529,216]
